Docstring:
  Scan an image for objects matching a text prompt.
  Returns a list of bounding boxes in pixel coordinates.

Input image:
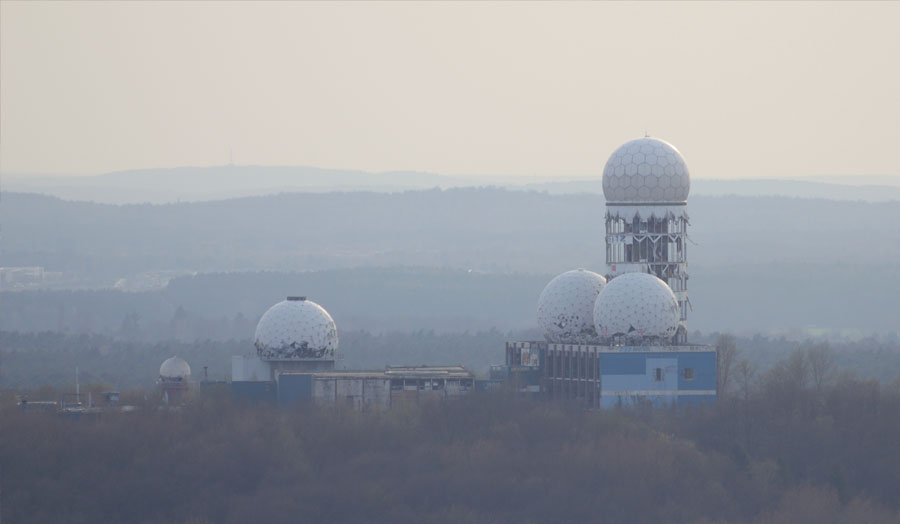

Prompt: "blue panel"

[602,374,650,392]
[278,374,313,407]
[677,353,717,391]
[600,354,646,375]
[231,381,276,404]
[645,358,678,391]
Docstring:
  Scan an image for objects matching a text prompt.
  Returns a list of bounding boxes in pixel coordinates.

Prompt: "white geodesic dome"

[593,272,679,342]
[537,269,607,343]
[254,297,338,360]
[159,356,191,381]
[602,137,690,203]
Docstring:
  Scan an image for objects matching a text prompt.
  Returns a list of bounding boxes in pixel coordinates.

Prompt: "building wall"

[231,356,272,382]
[525,342,716,408]
[231,381,277,404]
[277,374,313,407]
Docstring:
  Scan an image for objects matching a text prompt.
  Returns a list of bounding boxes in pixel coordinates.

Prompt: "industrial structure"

[166,136,712,411]
[227,296,476,408]
[498,136,716,408]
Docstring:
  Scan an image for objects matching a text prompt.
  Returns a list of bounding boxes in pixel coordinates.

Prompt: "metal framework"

[605,203,690,343]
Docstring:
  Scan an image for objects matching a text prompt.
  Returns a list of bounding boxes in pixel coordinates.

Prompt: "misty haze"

[2,2,899,524]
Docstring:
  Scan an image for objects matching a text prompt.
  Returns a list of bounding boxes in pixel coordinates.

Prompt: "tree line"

[2,353,900,523]
[3,330,899,391]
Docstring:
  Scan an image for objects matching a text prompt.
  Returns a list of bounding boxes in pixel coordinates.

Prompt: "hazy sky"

[2,1,898,179]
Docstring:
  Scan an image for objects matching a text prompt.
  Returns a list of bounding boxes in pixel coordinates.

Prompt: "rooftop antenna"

[75,366,80,401]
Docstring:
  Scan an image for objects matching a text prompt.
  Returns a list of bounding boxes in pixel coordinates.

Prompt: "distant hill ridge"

[4,164,898,204]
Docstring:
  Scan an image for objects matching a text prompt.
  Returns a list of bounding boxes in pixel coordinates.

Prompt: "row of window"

[547,356,694,382]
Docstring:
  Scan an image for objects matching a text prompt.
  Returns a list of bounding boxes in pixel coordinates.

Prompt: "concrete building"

[276,366,475,410]
[506,342,715,408]
[231,296,477,409]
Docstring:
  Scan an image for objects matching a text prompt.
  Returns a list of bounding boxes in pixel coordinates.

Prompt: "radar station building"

[498,137,716,408]
[231,296,475,408]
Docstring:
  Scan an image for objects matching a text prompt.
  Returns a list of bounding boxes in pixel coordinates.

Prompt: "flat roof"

[280,365,474,380]
[508,341,715,353]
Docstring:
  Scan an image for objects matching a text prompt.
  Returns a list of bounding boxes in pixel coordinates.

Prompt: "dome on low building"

[159,356,191,381]
[254,297,338,360]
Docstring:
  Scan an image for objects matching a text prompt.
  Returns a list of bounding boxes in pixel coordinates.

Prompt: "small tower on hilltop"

[601,137,691,343]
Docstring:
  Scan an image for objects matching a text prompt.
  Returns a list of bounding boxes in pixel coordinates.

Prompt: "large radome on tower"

[601,137,690,203]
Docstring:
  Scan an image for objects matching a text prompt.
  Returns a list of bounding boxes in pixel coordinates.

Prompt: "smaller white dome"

[537,269,607,343]
[159,356,191,380]
[593,272,679,342]
[255,297,338,360]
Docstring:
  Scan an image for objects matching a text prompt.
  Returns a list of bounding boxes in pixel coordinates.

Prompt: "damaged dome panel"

[537,269,607,343]
[254,297,338,360]
[593,272,680,343]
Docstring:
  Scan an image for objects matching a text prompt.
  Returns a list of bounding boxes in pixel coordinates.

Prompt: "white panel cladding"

[537,269,606,343]
[254,298,338,360]
[160,356,191,380]
[231,356,272,382]
[602,137,690,203]
[594,272,680,341]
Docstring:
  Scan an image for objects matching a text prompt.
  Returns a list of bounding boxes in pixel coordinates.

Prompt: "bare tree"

[735,358,757,402]
[716,333,739,397]
[785,348,810,390]
[806,342,835,393]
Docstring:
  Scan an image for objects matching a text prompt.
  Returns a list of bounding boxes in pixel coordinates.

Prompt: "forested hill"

[1,189,898,335]
[5,164,899,203]
[3,189,897,274]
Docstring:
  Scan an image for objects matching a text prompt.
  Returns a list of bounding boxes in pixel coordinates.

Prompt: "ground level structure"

[500,341,716,408]
[229,363,476,409]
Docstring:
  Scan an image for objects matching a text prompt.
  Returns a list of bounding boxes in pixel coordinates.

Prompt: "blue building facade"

[505,341,716,408]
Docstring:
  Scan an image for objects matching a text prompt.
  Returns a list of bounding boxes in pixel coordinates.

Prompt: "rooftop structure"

[255,296,338,360]
[159,356,191,381]
[537,269,606,343]
[602,136,692,343]
[593,272,680,344]
[159,356,191,404]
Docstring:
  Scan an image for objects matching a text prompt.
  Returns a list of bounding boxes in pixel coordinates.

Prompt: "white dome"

[254,297,338,360]
[537,269,607,343]
[159,356,191,380]
[593,272,679,342]
[602,137,690,203]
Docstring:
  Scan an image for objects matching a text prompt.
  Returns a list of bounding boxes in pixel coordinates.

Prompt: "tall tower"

[601,137,691,343]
